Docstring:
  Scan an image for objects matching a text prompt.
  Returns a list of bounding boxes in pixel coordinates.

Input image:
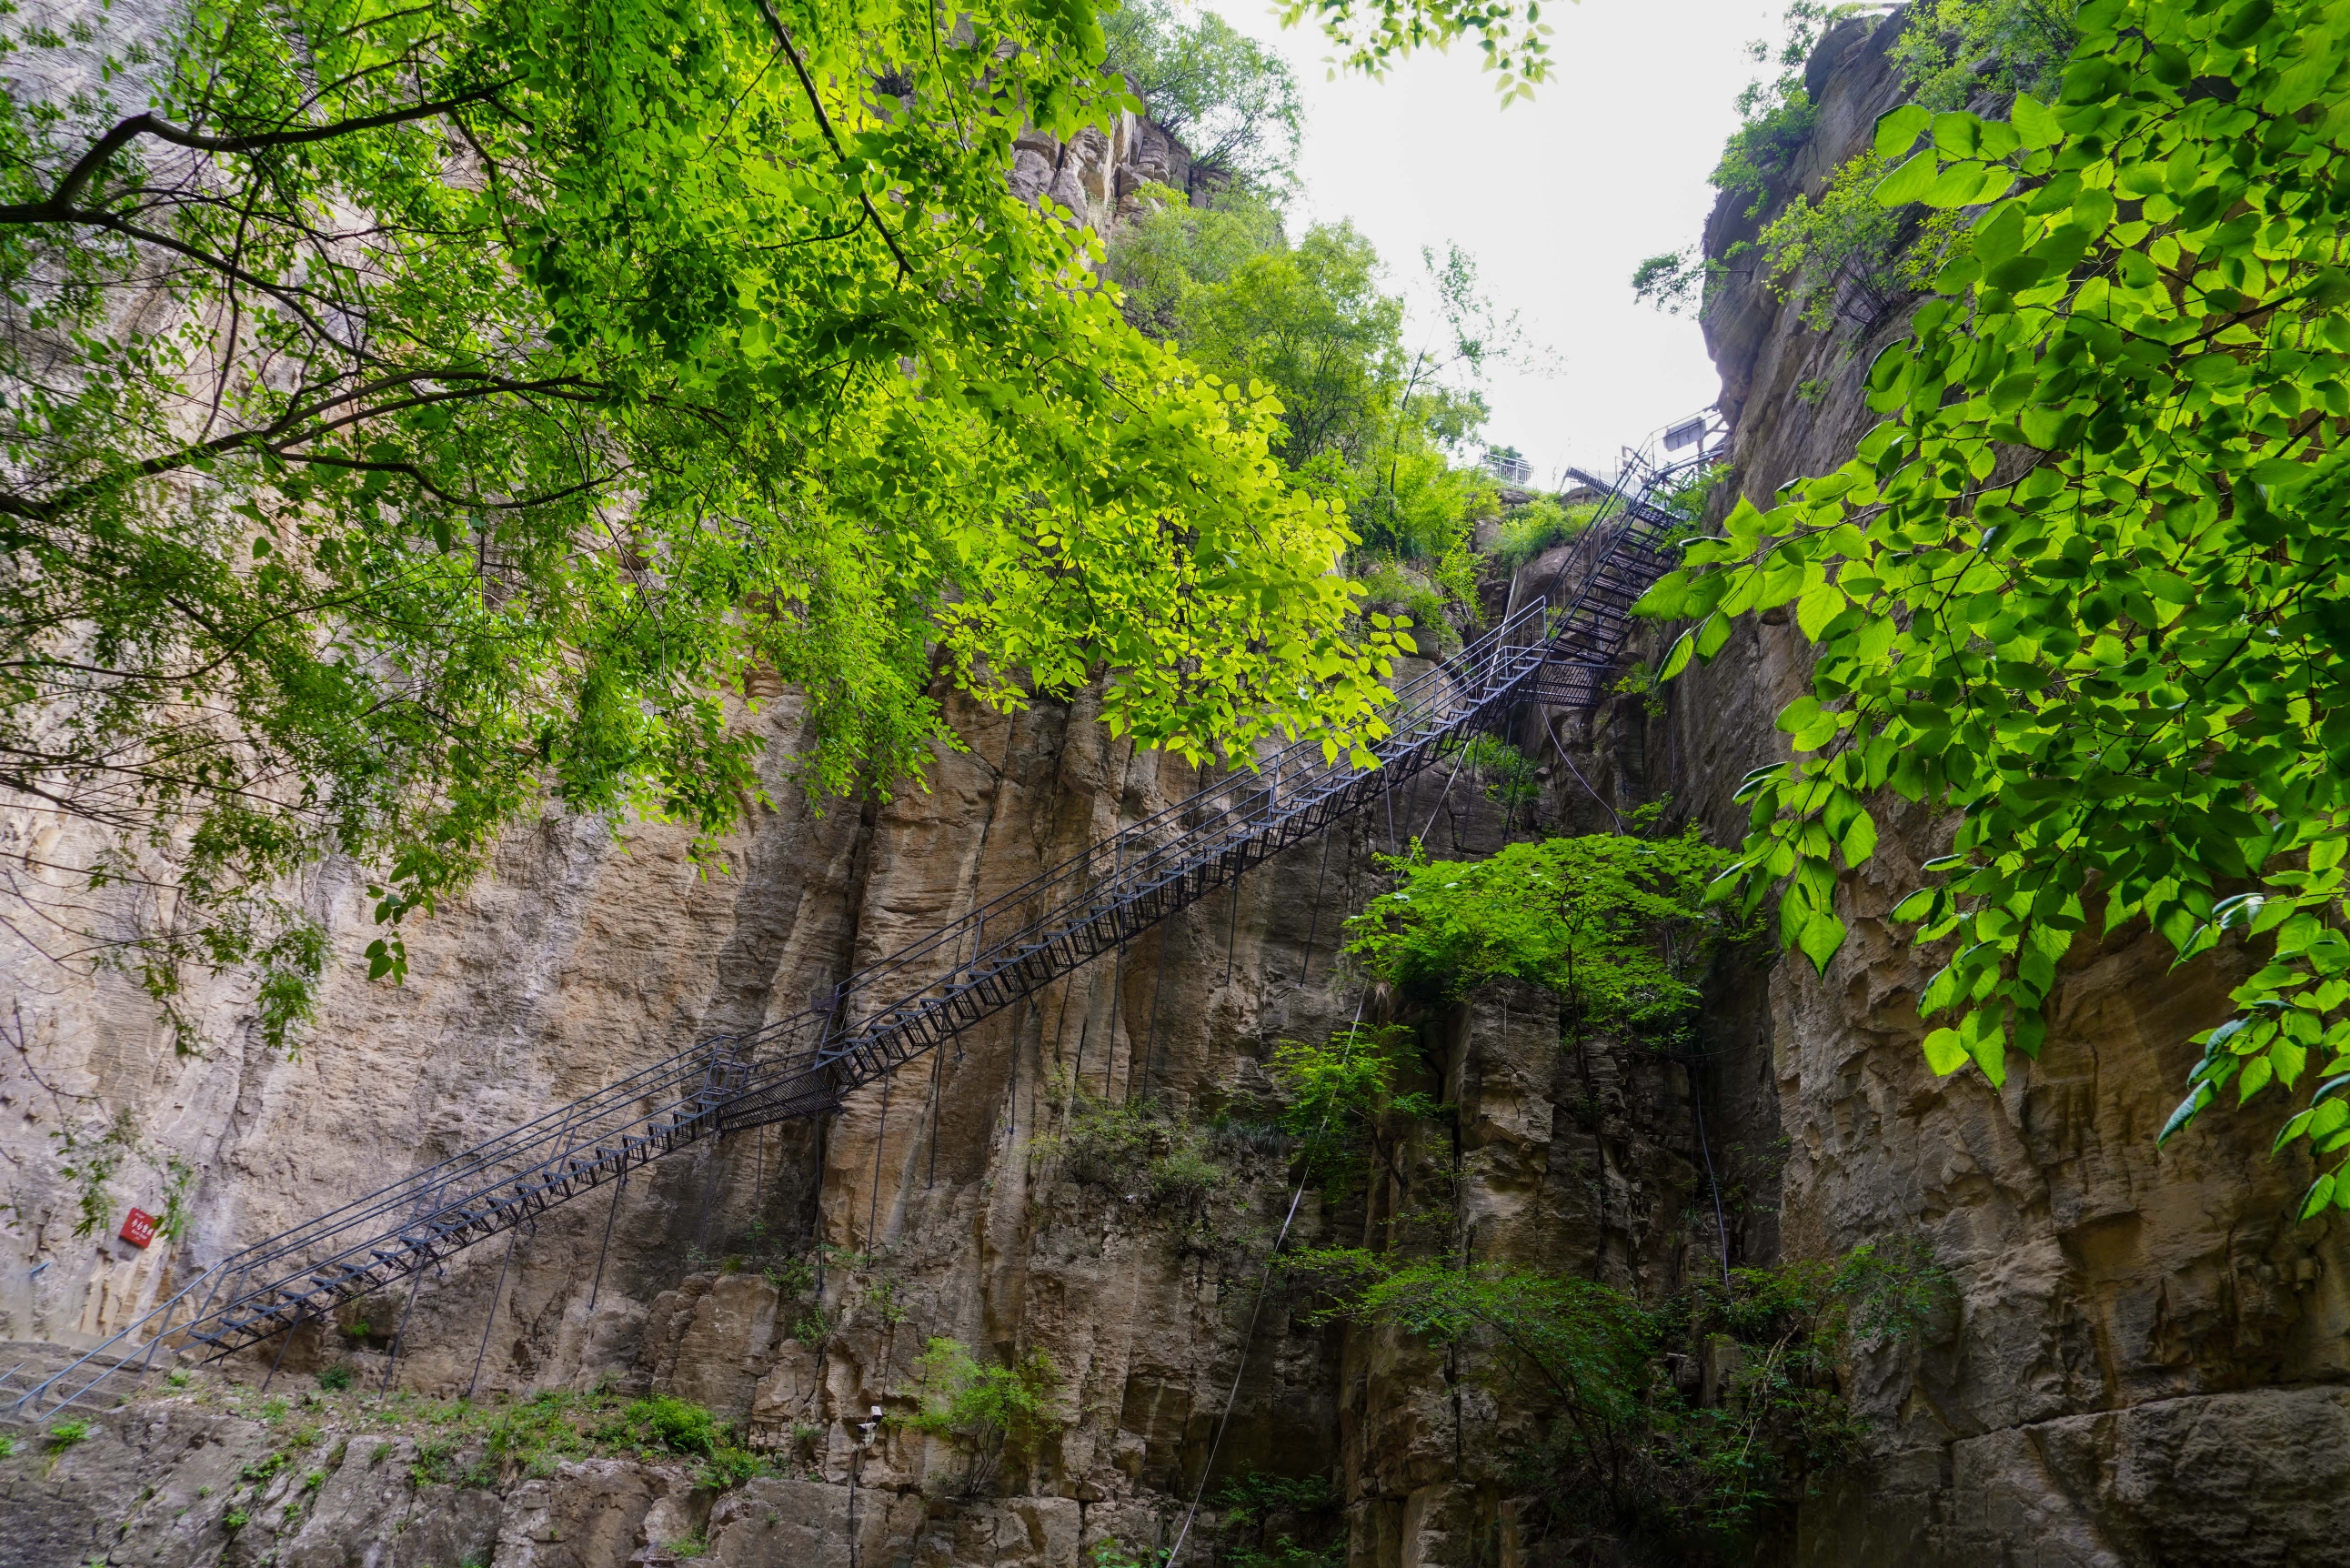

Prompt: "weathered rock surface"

[7,14,2345,1568]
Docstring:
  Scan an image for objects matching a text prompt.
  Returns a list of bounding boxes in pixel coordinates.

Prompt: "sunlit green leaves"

[1642,0,2350,1217]
[0,0,1406,1041]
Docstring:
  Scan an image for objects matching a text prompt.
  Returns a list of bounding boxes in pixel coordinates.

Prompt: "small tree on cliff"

[1344,828,1744,1074]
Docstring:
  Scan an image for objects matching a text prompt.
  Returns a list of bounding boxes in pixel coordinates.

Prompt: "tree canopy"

[0,0,1461,1041]
[1640,0,2350,1216]
[1345,829,1740,1039]
[1101,0,1303,195]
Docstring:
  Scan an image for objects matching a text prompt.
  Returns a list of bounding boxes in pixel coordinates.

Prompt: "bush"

[1354,559,1460,656]
[594,1394,765,1490]
[1305,1241,1949,1553]
[1458,734,1541,830]
[1053,1092,1230,1214]
[901,1338,1060,1495]
[1270,1024,1441,1191]
[1491,497,1602,573]
[317,1365,354,1392]
[45,1420,89,1453]
[1886,0,2076,109]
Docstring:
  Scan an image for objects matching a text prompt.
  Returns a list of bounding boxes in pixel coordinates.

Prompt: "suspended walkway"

[9,429,1722,1419]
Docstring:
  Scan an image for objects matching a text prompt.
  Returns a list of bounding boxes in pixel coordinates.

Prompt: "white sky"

[1220,0,1786,486]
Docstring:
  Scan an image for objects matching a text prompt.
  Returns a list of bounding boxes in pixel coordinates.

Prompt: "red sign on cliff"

[118,1208,156,1249]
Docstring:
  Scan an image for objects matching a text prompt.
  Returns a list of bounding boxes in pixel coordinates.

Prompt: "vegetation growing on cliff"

[1344,829,1742,1043]
[900,1337,1061,1495]
[1106,200,1517,650]
[1103,0,1304,194]
[0,0,1441,1049]
[1641,0,2350,1216]
[1290,1244,1948,1553]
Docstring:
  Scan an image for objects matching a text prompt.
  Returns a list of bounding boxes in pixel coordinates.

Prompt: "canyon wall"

[1632,14,2350,1564]
[7,15,2349,1568]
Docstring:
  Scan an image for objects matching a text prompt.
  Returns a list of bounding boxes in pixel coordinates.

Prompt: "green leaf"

[1932,112,1983,158]
[1874,151,1940,207]
[1922,1028,1969,1075]
[1922,162,1991,209]
[2160,1084,2214,1143]
[1798,906,1848,975]
[2302,1172,2338,1221]
[1796,579,1845,639]
[2010,94,2061,148]
[1874,104,1932,159]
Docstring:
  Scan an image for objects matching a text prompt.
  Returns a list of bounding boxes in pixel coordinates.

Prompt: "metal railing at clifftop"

[9,423,1724,1420]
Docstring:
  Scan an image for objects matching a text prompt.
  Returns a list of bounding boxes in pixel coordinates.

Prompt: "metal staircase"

[8,427,1722,1420]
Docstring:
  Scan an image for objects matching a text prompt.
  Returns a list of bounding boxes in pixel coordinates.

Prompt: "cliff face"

[7,19,2348,1568]
[1659,15,2350,1564]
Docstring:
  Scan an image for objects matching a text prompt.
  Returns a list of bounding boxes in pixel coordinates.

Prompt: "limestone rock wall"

[1558,14,2350,1564]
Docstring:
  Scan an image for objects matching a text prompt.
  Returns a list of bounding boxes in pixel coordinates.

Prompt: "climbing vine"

[1641,0,2350,1214]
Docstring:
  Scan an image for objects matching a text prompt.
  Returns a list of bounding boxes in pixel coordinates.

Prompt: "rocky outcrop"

[1011,109,1194,234]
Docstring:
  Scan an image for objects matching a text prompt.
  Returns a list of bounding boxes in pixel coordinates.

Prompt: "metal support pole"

[382,1253,430,1395]
[1221,875,1243,989]
[1136,926,1170,1103]
[587,1171,625,1312]
[259,1310,302,1396]
[1301,826,1334,978]
[1103,941,1126,1096]
[925,1038,944,1191]
[863,1071,890,1263]
[468,1221,526,1401]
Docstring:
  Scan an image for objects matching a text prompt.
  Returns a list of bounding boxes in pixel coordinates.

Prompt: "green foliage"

[1631,247,1709,317]
[1713,5,1877,215]
[1759,151,1977,335]
[1345,830,1742,1039]
[0,1434,13,1460]
[1354,560,1461,655]
[592,1394,765,1489]
[1491,497,1599,572]
[0,0,1414,1041]
[1270,1023,1441,1189]
[45,1420,88,1452]
[1888,0,2079,110]
[1106,207,1499,643]
[1659,462,1732,531]
[598,1396,727,1459]
[1458,734,1542,830]
[1757,152,1913,333]
[316,1366,354,1393]
[1216,1473,1344,1568]
[1101,189,1290,343]
[1278,0,1555,102]
[1829,1235,1958,1345]
[901,1337,1060,1493]
[1102,0,1302,193]
[1299,1250,1913,1549]
[1642,0,2350,1217]
[1051,1090,1230,1211]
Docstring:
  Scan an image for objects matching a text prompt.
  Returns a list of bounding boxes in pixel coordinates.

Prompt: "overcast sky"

[1220,0,1788,486]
